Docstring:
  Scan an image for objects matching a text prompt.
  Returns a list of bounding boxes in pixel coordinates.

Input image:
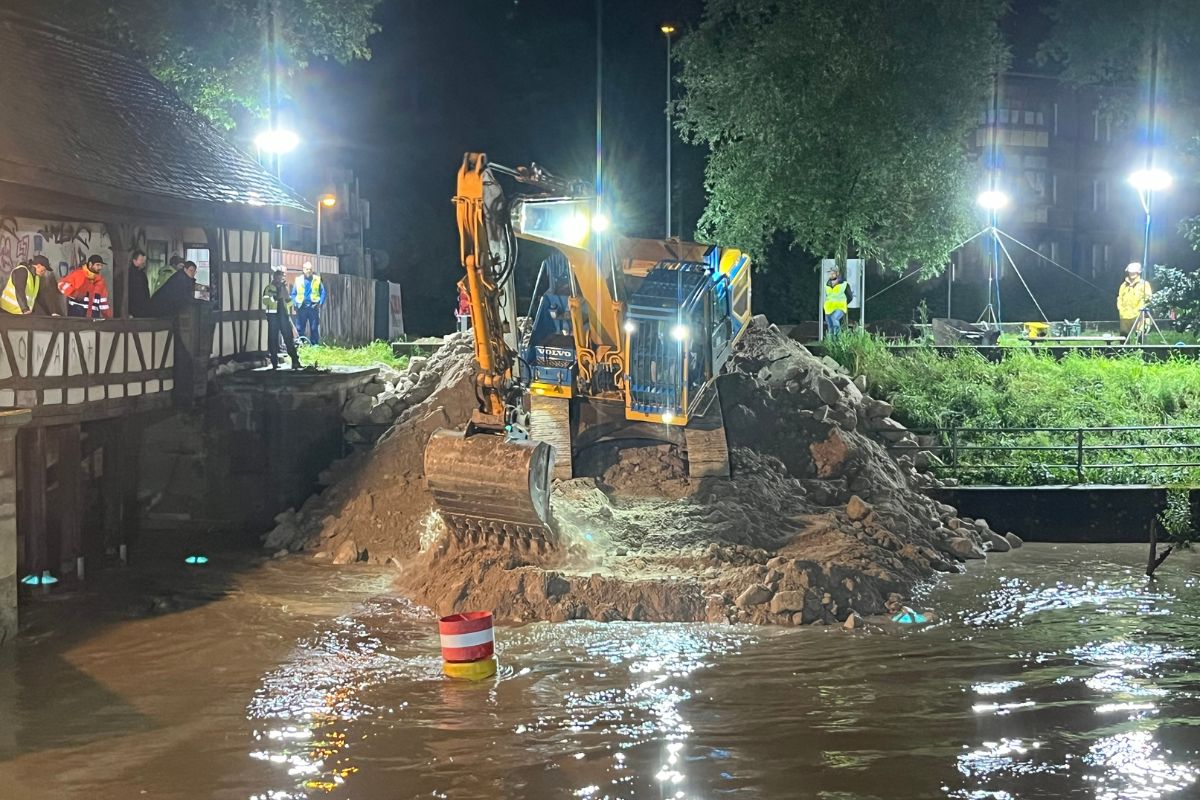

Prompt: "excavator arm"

[423,154,555,547]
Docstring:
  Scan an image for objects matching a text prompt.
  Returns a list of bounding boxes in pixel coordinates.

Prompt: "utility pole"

[661,24,676,238]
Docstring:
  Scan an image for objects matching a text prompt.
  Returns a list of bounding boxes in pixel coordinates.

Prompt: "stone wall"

[0,408,31,647]
[140,368,377,535]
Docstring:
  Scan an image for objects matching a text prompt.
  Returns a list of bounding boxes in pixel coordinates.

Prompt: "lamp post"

[1128,167,1171,275]
[661,24,676,239]
[976,189,1010,325]
[316,193,336,260]
[255,128,300,250]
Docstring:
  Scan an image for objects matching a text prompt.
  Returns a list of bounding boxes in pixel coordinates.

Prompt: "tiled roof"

[0,12,311,221]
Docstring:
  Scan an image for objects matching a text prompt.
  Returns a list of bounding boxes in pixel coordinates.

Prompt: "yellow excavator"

[424,153,752,546]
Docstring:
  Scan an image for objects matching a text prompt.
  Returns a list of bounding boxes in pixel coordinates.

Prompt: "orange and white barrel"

[439,611,497,679]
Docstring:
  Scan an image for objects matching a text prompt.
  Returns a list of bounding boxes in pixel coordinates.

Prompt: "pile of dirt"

[264,317,1021,626]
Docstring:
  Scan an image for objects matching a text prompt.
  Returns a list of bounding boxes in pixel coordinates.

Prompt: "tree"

[11,0,381,128]
[673,0,1009,273]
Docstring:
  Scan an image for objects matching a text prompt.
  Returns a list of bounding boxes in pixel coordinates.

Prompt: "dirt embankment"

[265,318,1022,626]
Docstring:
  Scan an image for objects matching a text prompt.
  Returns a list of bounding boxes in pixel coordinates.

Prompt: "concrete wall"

[930,485,1193,543]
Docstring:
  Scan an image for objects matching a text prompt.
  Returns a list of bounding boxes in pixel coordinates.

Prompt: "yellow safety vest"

[0,265,39,314]
[293,274,323,306]
[1117,278,1152,320]
[823,280,849,315]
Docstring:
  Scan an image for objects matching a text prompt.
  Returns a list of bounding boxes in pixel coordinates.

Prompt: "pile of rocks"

[338,338,473,451]
[262,316,1025,626]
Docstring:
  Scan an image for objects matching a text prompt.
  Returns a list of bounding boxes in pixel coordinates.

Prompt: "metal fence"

[896,424,1200,481]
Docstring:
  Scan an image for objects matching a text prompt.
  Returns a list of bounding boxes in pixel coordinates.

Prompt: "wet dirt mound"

[265,317,1016,626]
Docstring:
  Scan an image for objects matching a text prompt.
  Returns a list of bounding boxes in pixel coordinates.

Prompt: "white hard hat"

[1126,262,1142,274]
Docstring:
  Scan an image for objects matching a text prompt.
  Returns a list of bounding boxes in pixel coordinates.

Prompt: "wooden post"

[0,408,32,647]
[57,424,82,575]
[16,426,49,579]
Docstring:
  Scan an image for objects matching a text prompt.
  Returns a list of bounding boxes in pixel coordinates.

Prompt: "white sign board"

[388,281,405,339]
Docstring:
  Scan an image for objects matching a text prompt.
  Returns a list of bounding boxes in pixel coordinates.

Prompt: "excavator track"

[424,429,556,549]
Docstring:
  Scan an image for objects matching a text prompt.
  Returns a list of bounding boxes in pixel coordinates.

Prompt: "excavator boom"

[423,153,555,544]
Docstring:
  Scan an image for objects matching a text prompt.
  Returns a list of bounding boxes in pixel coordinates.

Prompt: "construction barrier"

[439,610,496,680]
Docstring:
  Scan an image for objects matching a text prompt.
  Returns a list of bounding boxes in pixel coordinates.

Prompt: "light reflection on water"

[235,545,1200,800]
[2,545,1197,800]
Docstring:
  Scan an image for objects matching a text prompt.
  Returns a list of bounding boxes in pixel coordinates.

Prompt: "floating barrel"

[439,610,495,663]
[443,656,498,681]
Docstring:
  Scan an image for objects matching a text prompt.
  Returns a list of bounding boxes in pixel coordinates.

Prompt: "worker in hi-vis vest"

[823,265,853,337]
[1117,262,1152,337]
[2,255,61,315]
[291,260,326,345]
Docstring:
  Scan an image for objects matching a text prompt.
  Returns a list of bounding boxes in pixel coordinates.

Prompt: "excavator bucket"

[424,429,555,547]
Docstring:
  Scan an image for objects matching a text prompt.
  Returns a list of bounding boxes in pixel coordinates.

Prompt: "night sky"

[279,0,704,334]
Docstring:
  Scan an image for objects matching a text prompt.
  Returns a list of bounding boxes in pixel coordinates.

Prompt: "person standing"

[59,255,112,319]
[151,254,182,295]
[263,268,301,370]
[1,256,62,315]
[455,286,471,332]
[150,260,198,316]
[128,248,152,316]
[291,261,325,345]
[1117,262,1153,337]
[823,265,853,337]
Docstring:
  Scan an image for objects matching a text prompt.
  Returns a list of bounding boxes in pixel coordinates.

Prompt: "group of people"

[260,261,327,370]
[1,249,198,319]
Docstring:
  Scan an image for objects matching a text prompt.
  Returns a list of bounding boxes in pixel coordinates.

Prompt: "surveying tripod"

[1123,305,1169,345]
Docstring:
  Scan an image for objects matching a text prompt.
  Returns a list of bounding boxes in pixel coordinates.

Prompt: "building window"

[185,246,211,287]
[1053,102,1059,135]
[1092,110,1112,142]
[1051,173,1058,205]
[1092,180,1108,212]
[1091,243,1112,276]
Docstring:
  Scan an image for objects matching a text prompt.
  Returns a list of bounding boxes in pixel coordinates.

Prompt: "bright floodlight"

[661,412,675,424]
[671,324,689,341]
[1129,168,1172,192]
[661,24,676,34]
[254,128,300,154]
[623,319,637,334]
[319,193,337,207]
[976,189,1010,210]
[591,213,611,232]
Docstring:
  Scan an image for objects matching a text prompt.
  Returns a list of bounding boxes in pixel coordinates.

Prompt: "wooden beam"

[16,428,48,577]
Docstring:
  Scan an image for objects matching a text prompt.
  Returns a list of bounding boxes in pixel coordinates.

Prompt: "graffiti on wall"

[0,217,114,283]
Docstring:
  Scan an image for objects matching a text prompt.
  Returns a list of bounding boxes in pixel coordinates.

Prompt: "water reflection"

[237,548,1199,799]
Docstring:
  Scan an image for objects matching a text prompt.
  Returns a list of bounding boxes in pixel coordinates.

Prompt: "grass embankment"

[298,340,408,369]
[824,330,1200,485]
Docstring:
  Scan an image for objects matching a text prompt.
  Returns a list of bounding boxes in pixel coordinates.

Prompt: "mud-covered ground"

[265,318,1022,626]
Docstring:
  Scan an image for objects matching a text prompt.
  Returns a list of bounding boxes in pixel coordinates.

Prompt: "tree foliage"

[11,0,380,128]
[673,0,1009,273]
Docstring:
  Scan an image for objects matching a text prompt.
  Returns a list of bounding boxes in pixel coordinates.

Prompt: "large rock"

[988,531,1011,552]
[1005,532,1024,549]
[735,584,773,608]
[769,590,808,614]
[815,376,841,406]
[407,356,429,375]
[863,398,894,419]
[946,537,986,560]
[367,402,395,425]
[342,394,374,424]
[846,495,872,522]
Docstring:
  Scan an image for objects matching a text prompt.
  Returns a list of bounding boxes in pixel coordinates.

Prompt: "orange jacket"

[58,267,112,319]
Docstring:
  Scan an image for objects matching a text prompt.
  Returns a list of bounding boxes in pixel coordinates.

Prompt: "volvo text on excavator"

[424,153,752,548]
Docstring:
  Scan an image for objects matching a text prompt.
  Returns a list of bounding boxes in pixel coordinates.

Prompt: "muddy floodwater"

[1,544,1198,799]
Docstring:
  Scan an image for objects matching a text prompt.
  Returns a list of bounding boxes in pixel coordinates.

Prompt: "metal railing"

[894,424,1200,481]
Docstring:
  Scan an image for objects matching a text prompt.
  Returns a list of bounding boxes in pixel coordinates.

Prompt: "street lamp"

[976,189,1010,210]
[254,128,300,155]
[316,193,336,258]
[1129,167,1172,272]
[975,189,1009,324]
[661,24,676,238]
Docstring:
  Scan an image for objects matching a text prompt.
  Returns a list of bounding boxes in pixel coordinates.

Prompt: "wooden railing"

[0,315,177,424]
